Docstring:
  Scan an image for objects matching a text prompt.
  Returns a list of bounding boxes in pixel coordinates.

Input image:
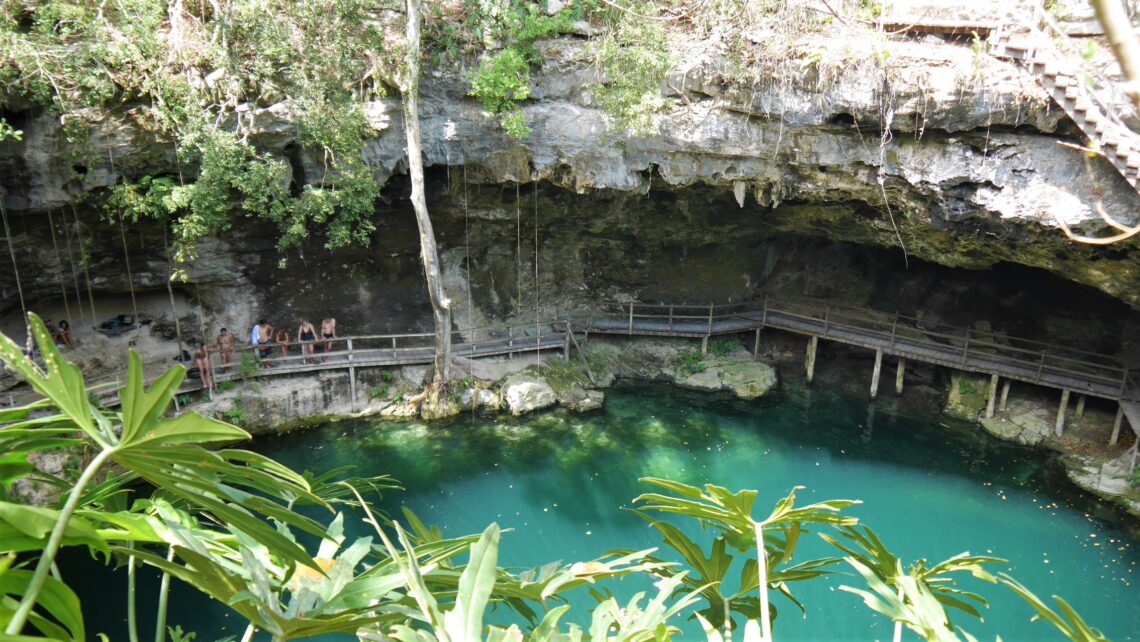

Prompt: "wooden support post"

[563,322,571,361]
[895,358,905,395]
[707,302,714,335]
[870,348,883,399]
[1111,406,1124,446]
[1056,389,1070,437]
[889,315,898,350]
[999,379,1010,413]
[985,374,999,419]
[508,326,514,360]
[349,366,357,412]
[753,327,761,358]
[668,305,674,331]
[761,294,769,326]
[701,335,709,356]
[347,338,354,362]
[823,304,830,336]
[1074,394,1086,422]
[805,336,818,384]
[961,329,970,365]
[628,304,634,334]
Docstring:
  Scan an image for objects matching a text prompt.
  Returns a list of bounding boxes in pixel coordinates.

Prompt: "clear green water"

[72,381,1140,641]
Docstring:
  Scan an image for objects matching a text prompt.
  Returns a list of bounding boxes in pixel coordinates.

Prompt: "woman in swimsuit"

[320,317,337,361]
[193,342,213,390]
[298,320,317,363]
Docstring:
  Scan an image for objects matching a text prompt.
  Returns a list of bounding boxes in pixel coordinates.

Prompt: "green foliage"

[2,0,384,266]
[215,380,235,393]
[595,13,672,135]
[381,370,394,383]
[470,47,534,137]
[708,339,735,358]
[239,352,260,380]
[677,349,706,377]
[368,385,390,400]
[222,400,246,426]
[0,118,22,141]
[958,379,977,396]
[465,1,589,137]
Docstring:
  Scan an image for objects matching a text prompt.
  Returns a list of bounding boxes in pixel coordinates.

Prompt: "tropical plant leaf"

[443,523,499,642]
[0,569,84,642]
[0,503,107,554]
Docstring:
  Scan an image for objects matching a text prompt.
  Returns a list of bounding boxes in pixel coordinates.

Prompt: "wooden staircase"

[989,23,1140,190]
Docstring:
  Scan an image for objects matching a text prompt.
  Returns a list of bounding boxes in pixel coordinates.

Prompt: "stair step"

[1127,154,1140,170]
[1064,85,1080,101]
[1053,74,1074,87]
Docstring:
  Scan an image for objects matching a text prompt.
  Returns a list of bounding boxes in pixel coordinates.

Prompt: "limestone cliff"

[2,22,1139,348]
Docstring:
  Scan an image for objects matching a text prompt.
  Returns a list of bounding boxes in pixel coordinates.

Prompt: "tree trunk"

[403,0,452,385]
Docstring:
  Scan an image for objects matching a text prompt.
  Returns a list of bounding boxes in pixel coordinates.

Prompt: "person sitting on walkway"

[216,327,235,370]
[256,319,274,366]
[298,320,317,363]
[44,319,60,346]
[276,328,291,360]
[56,319,74,348]
[321,317,337,361]
[193,341,213,390]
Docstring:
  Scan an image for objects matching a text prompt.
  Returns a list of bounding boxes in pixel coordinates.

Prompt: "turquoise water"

[72,381,1140,640]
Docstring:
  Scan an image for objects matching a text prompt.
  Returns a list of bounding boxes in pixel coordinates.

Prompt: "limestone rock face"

[5,35,1140,310]
[943,371,991,421]
[502,374,558,416]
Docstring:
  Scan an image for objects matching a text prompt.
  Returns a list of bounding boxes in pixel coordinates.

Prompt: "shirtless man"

[215,327,235,370]
[193,342,213,390]
[320,317,337,360]
[256,319,274,366]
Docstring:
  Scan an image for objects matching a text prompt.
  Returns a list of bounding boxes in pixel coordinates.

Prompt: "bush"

[677,349,706,378]
[368,385,390,400]
[222,399,246,425]
[708,339,736,358]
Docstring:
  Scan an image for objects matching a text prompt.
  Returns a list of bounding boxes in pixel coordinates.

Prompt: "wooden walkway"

[75,294,1137,446]
[577,296,1138,443]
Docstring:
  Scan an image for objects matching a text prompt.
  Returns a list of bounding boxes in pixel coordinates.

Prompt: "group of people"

[44,319,74,348]
[190,318,337,390]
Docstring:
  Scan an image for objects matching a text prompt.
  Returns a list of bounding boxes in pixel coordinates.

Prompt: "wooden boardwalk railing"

[579,296,1135,403]
[45,294,1140,451]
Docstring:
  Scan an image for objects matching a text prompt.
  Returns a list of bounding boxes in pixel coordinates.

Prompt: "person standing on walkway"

[256,319,274,365]
[298,320,317,363]
[193,341,213,391]
[216,327,235,370]
[321,317,337,361]
[276,328,291,360]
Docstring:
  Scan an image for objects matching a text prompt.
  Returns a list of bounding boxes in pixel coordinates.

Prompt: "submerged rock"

[979,399,1053,446]
[674,347,778,400]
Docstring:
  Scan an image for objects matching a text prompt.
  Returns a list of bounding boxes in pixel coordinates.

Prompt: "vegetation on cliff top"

[0,0,861,264]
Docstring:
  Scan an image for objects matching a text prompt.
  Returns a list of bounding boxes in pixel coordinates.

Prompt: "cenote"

[73,380,1140,641]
